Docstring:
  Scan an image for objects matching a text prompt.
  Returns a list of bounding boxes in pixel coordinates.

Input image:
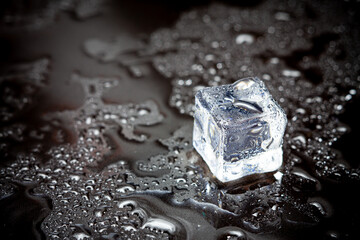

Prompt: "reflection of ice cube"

[193,77,287,182]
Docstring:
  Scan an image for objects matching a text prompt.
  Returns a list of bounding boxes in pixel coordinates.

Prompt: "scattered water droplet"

[235,34,255,45]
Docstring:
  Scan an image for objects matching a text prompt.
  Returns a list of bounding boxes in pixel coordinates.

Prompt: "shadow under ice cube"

[193,77,287,182]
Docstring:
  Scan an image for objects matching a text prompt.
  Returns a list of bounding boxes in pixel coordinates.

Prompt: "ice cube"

[193,77,287,182]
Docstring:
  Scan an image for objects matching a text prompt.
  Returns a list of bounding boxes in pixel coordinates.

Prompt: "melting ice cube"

[193,77,287,182]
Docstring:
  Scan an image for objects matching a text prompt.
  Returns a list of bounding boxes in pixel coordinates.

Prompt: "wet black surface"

[1,0,360,239]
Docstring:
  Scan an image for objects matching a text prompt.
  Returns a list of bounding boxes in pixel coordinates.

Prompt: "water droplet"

[72,232,90,240]
[275,12,290,21]
[138,108,149,116]
[235,33,254,45]
[233,100,263,114]
[117,200,137,209]
[282,69,301,78]
[292,134,307,146]
[142,218,177,234]
[233,78,255,90]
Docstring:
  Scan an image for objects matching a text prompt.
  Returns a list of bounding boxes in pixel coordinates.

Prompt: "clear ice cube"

[193,77,287,182]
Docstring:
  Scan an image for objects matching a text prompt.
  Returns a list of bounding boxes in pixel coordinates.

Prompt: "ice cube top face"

[193,77,287,182]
